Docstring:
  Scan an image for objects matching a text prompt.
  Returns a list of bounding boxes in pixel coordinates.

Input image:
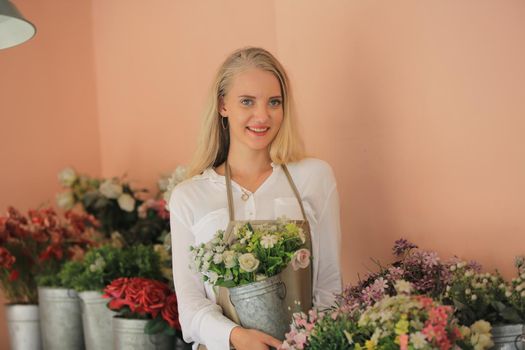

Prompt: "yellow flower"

[395,314,410,335]
[365,340,376,350]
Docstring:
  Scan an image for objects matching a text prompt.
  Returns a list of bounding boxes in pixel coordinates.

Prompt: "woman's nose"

[253,103,271,121]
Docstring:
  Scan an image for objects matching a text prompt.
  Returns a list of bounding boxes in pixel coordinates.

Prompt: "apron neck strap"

[224,160,307,222]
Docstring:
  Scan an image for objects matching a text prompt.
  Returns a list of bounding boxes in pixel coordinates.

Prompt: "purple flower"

[392,238,418,257]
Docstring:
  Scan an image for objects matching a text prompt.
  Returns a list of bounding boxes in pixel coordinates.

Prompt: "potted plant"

[0,207,97,350]
[103,277,181,350]
[444,258,525,349]
[190,220,311,339]
[60,244,163,350]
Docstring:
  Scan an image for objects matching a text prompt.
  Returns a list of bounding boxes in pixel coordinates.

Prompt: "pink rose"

[291,249,310,271]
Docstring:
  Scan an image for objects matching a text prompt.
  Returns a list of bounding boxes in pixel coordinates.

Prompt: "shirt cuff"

[198,312,238,350]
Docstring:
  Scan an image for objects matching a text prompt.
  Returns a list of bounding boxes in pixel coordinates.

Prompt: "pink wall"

[2,0,525,346]
[0,1,101,346]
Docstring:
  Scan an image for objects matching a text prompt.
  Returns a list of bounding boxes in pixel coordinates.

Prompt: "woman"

[170,47,342,350]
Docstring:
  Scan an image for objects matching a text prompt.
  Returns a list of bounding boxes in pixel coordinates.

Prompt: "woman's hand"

[230,326,283,350]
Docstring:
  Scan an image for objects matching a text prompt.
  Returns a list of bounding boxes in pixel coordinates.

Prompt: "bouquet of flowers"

[282,281,494,350]
[337,239,452,313]
[103,277,181,335]
[190,219,310,287]
[0,207,97,303]
[443,258,525,326]
[56,167,170,246]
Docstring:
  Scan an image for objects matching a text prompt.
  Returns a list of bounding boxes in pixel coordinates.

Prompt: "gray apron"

[198,162,313,349]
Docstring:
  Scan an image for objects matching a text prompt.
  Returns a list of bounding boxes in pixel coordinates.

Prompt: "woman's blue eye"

[240,99,253,106]
[270,99,282,107]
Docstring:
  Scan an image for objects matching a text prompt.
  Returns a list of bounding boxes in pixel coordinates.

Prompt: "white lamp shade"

[0,0,36,49]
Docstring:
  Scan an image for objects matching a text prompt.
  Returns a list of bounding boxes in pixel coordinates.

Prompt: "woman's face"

[220,68,284,154]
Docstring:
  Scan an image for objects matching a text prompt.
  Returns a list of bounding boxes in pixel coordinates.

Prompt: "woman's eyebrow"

[238,95,282,99]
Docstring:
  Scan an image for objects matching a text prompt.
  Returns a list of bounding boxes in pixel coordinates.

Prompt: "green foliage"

[59,244,162,292]
[308,313,365,350]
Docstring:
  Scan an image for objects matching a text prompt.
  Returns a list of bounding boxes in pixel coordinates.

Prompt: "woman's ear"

[219,96,227,118]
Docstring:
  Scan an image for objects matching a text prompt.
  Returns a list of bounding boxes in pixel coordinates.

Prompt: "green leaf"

[145,317,166,335]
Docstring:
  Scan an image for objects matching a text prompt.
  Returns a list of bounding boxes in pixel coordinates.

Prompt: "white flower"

[162,165,188,209]
[213,253,223,264]
[203,251,213,262]
[238,253,260,272]
[56,191,75,210]
[207,271,219,284]
[450,265,457,271]
[471,294,477,301]
[255,274,267,281]
[394,280,413,294]
[410,332,428,349]
[117,193,135,212]
[298,228,306,244]
[465,288,471,295]
[202,261,210,271]
[506,290,512,297]
[291,249,311,271]
[99,180,123,199]
[58,167,77,187]
[223,251,237,269]
[215,245,225,253]
[260,234,278,249]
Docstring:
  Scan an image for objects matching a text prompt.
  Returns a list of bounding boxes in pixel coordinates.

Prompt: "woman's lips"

[246,126,270,136]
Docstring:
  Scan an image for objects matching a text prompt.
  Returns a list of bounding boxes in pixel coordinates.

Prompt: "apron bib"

[198,162,313,349]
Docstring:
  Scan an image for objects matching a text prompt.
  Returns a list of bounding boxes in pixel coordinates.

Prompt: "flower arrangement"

[158,165,188,210]
[56,167,170,246]
[59,244,163,292]
[190,219,310,287]
[103,277,181,335]
[282,281,494,350]
[443,258,525,326]
[337,239,451,313]
[0,207,97,303]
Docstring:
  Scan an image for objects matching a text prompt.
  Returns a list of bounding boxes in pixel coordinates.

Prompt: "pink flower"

[399,334,409,350]
[291,249,310,271]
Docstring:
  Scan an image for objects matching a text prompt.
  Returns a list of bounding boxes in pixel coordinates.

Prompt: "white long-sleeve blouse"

[169,157,342,350]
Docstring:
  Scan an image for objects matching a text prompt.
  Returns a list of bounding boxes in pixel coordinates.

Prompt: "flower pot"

[112,317,175,350]
[6,304,42,350]
[38,287,84,350]
[78,291,115,350]
[491,324,524,350]
[228,274,289,340]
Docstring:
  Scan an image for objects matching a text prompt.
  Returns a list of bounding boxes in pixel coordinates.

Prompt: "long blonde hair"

[187,47,305,178]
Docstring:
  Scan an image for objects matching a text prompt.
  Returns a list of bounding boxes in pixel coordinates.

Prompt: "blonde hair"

[187,47,305,178]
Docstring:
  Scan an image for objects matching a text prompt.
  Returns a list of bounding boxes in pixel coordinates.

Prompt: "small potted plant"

[191,219,311,339]
[103,277,182,350]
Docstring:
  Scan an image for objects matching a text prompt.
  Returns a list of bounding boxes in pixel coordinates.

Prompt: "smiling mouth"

[246,126,270,134]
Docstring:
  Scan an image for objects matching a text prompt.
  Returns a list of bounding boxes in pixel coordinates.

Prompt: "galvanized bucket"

[78,291,115,350]
[228,275,289,340]
[6,304,42,350]
[112,317,175,350]
[491,324,525,350]
[38,287,85,350]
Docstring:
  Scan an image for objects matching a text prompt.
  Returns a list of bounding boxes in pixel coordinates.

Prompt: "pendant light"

[0,0,36,50]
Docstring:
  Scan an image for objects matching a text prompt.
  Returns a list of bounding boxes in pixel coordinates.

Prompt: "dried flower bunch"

[190,218,310,287]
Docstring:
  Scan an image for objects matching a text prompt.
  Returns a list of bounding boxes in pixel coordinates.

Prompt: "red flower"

[0,247,16,269]
[162,293,181,330]
[39,244,63,261]
[9,270,19,281]
[104,277,130,299]
[137,280,169,318]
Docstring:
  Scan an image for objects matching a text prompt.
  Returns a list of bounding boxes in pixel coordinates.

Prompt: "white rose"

[223,251,237,269]
[260,234,278,249]
[238,253,260,273]
[213,253,223,264]
[255,274,267,281]
[58,167,77,187]
[99,180,123,199]
[291,248,311,271]
[56,191,75,210]
[117,193,135,212]
[207,271,219,284]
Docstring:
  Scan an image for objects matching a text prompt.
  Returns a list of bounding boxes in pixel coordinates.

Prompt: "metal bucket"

[491,324,524,350]
[38,287,85,350]
[229,275,289,340]
[6,304,42,350]
[112,317,175,350]
[78,291,115,350]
